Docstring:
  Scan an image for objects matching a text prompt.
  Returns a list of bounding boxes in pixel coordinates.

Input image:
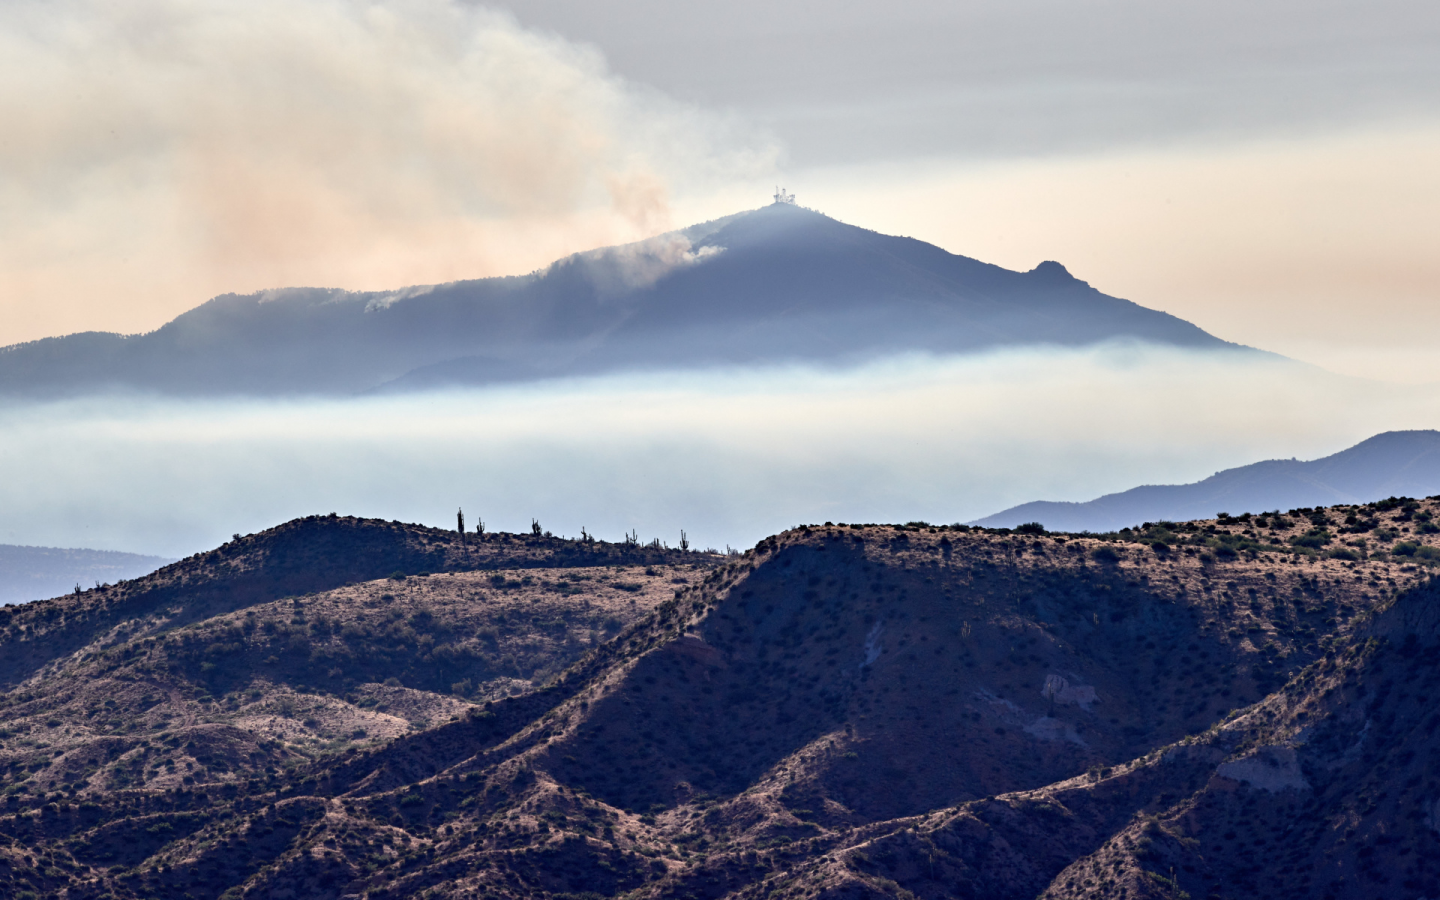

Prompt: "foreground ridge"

[0,498,1438,898]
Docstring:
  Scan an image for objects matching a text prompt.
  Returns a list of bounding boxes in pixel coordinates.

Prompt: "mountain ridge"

[0,203,1249,398]
[1,502,1437,898]
[973,429,1440,532]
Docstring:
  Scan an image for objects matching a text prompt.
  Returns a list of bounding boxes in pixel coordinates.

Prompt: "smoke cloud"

[572,233,724,295]
[0,0,775,344]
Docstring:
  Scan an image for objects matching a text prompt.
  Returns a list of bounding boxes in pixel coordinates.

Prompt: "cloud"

[487,0,1440,166]
[1,345,1435,560]
[0,0,776,344]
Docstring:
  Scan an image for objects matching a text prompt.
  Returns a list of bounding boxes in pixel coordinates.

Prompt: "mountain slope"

[1,497,1437,898]
[0,514,707,689]
[974,429,1440,532]
[0,203,1245,398]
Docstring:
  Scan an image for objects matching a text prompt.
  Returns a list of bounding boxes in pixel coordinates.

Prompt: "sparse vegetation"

[0,502,1437,899]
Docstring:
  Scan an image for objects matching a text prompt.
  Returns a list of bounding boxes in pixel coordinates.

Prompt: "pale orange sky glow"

[788,126,1440,383]
[0,0,773,344]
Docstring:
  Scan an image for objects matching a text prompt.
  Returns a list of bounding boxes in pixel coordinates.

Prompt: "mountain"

[1,501,1438,898]
[0,202,1244,398]
[973,429,1440,533]
[0,544,174,606]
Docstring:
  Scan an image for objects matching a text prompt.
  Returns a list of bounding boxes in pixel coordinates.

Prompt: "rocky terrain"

[1,497,1438,899]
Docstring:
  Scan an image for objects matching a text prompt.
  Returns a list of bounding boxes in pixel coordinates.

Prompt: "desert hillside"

[0,498,1437,899]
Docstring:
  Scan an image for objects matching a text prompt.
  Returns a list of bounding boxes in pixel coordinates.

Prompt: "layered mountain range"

[1,499,1438,899]
[975,430,1440,532]
[0,203,1244,398]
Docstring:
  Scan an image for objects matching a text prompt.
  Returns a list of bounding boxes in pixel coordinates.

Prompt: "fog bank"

[1,346,1434,560]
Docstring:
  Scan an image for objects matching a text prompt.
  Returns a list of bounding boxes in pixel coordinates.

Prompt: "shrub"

[1290,528,1332,549]
[1092,546,1121,564]
[1016,522,1046,535]
[1393,542,1440,563]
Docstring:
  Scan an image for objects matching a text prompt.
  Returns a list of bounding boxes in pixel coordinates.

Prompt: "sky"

[1,0,1438,381]
[2,0,1440,566]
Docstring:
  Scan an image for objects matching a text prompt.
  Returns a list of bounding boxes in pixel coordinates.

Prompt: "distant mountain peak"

[0,208,1245,397]
[1028,260,1082,285]
[972,429,1440,532]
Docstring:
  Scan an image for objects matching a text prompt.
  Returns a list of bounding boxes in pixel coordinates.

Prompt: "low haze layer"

[3,346,1438,560]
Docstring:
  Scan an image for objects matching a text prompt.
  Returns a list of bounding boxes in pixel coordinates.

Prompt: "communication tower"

[772,186,796,205]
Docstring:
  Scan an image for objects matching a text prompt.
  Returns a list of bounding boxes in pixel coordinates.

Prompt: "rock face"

[0,498,1438,899]
[1215,745,1309,792]
[0,203,1241,398]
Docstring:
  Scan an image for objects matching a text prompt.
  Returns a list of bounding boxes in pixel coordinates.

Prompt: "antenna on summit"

[772,186,796,205]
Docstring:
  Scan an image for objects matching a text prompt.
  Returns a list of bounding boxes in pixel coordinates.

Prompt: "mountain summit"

[0,202,1243,397]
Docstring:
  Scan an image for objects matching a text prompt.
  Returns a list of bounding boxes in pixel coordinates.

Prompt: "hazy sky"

[4,348,1437,559]
[2,0,1437,381]
[501,0,1440,382]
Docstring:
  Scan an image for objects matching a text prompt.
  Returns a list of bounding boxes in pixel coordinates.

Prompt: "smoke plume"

[0,0,775,343]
